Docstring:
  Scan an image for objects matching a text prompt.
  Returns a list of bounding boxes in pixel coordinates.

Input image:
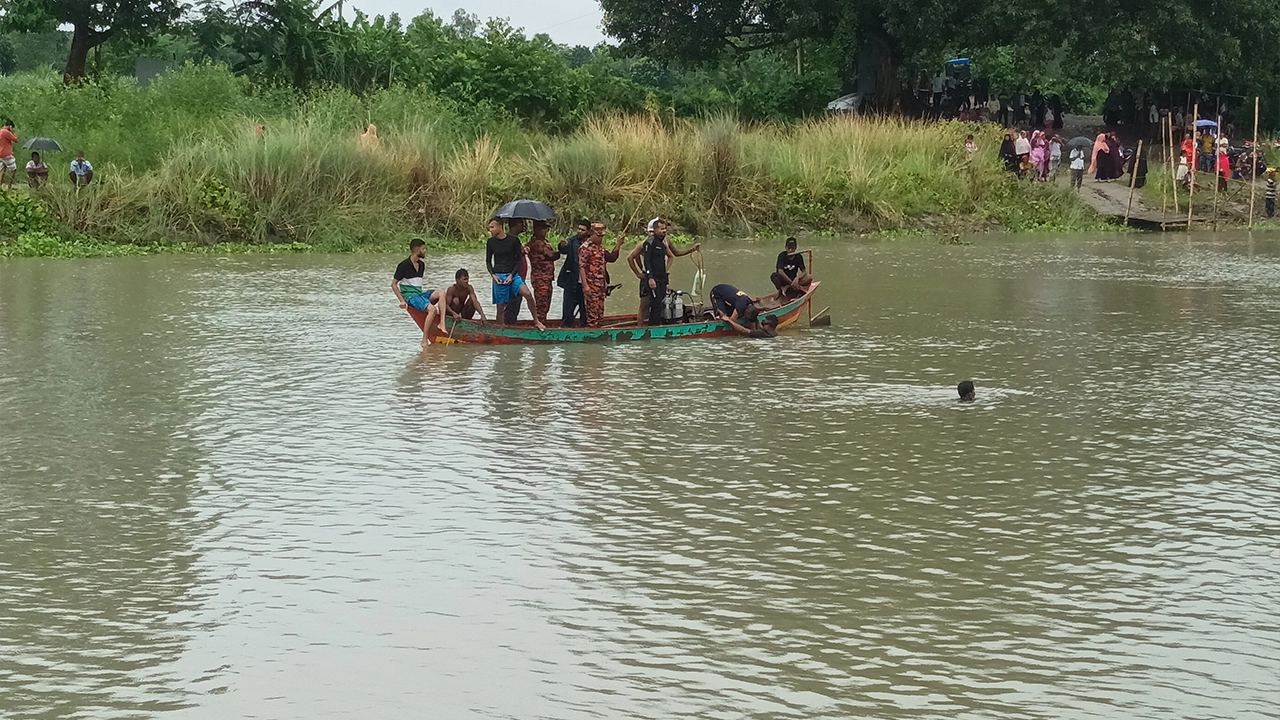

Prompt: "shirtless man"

[437,268,488,334]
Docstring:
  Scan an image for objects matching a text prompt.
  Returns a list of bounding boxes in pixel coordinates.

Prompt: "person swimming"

[957,380,975,402]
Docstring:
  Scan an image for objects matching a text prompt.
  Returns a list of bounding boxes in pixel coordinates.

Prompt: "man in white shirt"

[1069,146,1086,190]
[69,151,93,186]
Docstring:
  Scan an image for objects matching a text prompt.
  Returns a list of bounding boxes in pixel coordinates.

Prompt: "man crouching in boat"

[486,219,546,331]
[436,268,487,335]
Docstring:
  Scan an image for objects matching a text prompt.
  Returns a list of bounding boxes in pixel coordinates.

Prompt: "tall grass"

[0,65,1103,248]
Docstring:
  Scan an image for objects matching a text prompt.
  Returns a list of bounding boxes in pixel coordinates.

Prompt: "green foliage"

[0,66,1107,256]
[0,190,51,234]
[0,35,16,74]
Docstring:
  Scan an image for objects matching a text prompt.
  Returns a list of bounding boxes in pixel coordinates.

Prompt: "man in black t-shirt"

[771,237,811,299]
[485,219,545,330]
[393,238,432,311]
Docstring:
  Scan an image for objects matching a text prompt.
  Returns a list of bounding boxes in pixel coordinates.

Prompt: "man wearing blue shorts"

[486,218,546,330]
[393,238,445,346]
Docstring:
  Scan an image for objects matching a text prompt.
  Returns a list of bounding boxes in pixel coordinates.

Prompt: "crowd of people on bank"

[392,218,816,344]
[0,119,94,191]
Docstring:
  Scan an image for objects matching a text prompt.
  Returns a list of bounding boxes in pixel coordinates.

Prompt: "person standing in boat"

[579,221,625,328]
[525,221,560,326]
[627,218,700,326]
[503,219,531,324]
[486,219,545,331]
[770,237,811,299]
[557,220,590,327]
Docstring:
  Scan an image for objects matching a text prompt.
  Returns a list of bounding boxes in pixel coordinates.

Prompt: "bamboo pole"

[1170,113,1180,214]
[1250,96,1260,228]
[1187,103,1197,228]
[1125,140,1143,225]
[1213,113,1223,231]
[1161,116,1169,226]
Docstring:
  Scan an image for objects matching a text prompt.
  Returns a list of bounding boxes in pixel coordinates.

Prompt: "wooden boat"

[406,281,820,345]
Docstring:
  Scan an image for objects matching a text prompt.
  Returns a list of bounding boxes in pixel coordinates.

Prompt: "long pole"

[1187,103,1197,228]
[1125,140,1143,225]
[1170,114,1180,214]
[1250,96,1260,228]
[1161,116,1169,226]
[1213,113,1223,231]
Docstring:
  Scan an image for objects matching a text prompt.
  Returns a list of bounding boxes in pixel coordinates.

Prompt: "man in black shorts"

[627,218,699,325]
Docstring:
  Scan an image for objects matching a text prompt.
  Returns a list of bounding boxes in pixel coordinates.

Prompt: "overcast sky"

[345,0,608,46]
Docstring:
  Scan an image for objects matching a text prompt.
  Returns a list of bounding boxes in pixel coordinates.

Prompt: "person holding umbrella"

[25,152,48,187]
[524,220,560,326]
[1067,137,1090,190]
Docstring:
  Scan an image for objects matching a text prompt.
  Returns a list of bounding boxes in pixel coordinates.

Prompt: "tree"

[11,0,185,81]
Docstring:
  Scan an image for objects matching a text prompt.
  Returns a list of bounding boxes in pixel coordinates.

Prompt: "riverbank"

[0,66,1112,258]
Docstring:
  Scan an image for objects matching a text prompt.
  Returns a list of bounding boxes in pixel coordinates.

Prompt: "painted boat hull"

[408,282,820,345]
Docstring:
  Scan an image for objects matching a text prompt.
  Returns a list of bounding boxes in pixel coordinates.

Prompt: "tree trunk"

[864,28,900,113]
[63,24,110,84]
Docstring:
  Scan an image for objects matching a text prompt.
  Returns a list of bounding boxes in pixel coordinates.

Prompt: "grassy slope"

[0,65,1108,258]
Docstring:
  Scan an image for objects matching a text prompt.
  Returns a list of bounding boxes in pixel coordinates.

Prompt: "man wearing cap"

[627,218,700,326]
[579,221,626,328]
[524,220,560,325]
[770,237,811,300]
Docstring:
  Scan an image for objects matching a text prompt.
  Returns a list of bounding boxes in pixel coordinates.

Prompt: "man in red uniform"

[525,221,560,325]
[579,222,625,328]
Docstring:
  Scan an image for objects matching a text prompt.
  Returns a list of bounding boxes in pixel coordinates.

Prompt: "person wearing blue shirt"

[69,151,93,186]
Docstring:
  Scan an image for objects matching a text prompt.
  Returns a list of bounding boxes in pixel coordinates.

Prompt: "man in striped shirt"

[1266,169,1276,218]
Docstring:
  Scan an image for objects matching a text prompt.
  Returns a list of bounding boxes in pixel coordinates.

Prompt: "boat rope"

[690,246,706,303]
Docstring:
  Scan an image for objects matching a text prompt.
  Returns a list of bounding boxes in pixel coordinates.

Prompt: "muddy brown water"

[2,233,1278,719]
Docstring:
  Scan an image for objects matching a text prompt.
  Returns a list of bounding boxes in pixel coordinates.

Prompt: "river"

[1,234,1278,719]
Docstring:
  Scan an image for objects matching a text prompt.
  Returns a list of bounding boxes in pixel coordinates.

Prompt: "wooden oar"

[434,318,459,345]
[809,305,832,327]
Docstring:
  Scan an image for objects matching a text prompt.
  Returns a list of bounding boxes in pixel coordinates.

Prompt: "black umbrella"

[1067,136,1094,148]
[24,137,63,151]
[493,199,555,222]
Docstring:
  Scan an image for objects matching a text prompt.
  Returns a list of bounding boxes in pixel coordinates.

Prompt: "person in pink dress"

[1029,130,1049,181]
